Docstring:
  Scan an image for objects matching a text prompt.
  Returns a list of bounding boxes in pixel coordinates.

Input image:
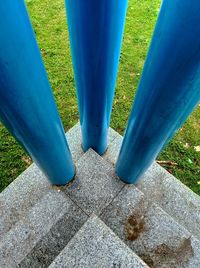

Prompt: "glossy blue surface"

[116,0,200,184]
[0,1,75,185]
[65,0,128,155]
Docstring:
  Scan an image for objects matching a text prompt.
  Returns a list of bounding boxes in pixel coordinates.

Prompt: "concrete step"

[66,122,120,163]
[0,164,50,239]
[0,145,123,267]
[0,123,85,241]
[101,185,200,267]
[49,215,149,268]
[0,191,88,268]
[0,122,200,268]
[103,128,200,241]
[63,148,124,216]
[137,163,200,241]
[20,148,124,267]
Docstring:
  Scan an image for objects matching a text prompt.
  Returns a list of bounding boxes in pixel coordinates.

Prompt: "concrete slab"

[66,122,121,163]
[19,203,88,268]
[103,134,123,165]
[101,126,200,243]
[137,162,200,241]
[0,123,121,241]
[1,122,200,268]
[0,164,50,240]
[101,185,200,267]
[66,122,84,163]
[108,126,123,144]
[0,191,87,268]
[64,149,124,215]
[49,215,149,268]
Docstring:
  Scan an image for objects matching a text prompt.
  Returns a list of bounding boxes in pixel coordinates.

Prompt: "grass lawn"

[0,0,199,194]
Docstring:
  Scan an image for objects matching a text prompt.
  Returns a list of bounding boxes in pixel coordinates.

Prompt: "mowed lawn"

[0,0,199,193]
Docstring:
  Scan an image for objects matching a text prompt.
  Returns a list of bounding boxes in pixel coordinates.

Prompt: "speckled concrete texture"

[66,122,121,163]
[0,191,87,268]
[103,133,123,165]
[19,204,88,268]
[102,125,200,243]
[66,122,84,163]
[64,149,124,215]
[101,185,200,267]
[0,163,50,239]
[1,123,200,268]
[137,162,200,241]
[49,215,149,268]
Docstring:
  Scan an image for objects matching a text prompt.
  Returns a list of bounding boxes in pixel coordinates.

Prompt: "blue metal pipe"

[0,0,75,185]
[65,0,128,155]
[162,91,200,149]
[116,0,200,184]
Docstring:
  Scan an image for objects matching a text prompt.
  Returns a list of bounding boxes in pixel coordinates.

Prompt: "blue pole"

[0,0,75,185]
[116,0,200,184]
[65,0,128,155]
[162,91,200,149]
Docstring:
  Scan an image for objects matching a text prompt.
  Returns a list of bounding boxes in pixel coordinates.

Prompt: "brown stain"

[140,255,155,268]
[124,212,145,241]
[49,170,78,191]
[141,237,194,268]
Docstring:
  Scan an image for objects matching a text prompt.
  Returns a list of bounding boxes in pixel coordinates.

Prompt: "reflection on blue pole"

[0,0,75,185]
[116,0,200,184]
[163,91,200,149]
[65,0,128,155]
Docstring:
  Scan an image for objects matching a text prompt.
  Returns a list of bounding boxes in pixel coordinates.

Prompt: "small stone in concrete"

[49,215,149,268]
[64,149,124,215]
[101,185,199,267]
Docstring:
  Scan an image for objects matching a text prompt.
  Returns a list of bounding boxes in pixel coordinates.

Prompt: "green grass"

[0,0,199,194]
